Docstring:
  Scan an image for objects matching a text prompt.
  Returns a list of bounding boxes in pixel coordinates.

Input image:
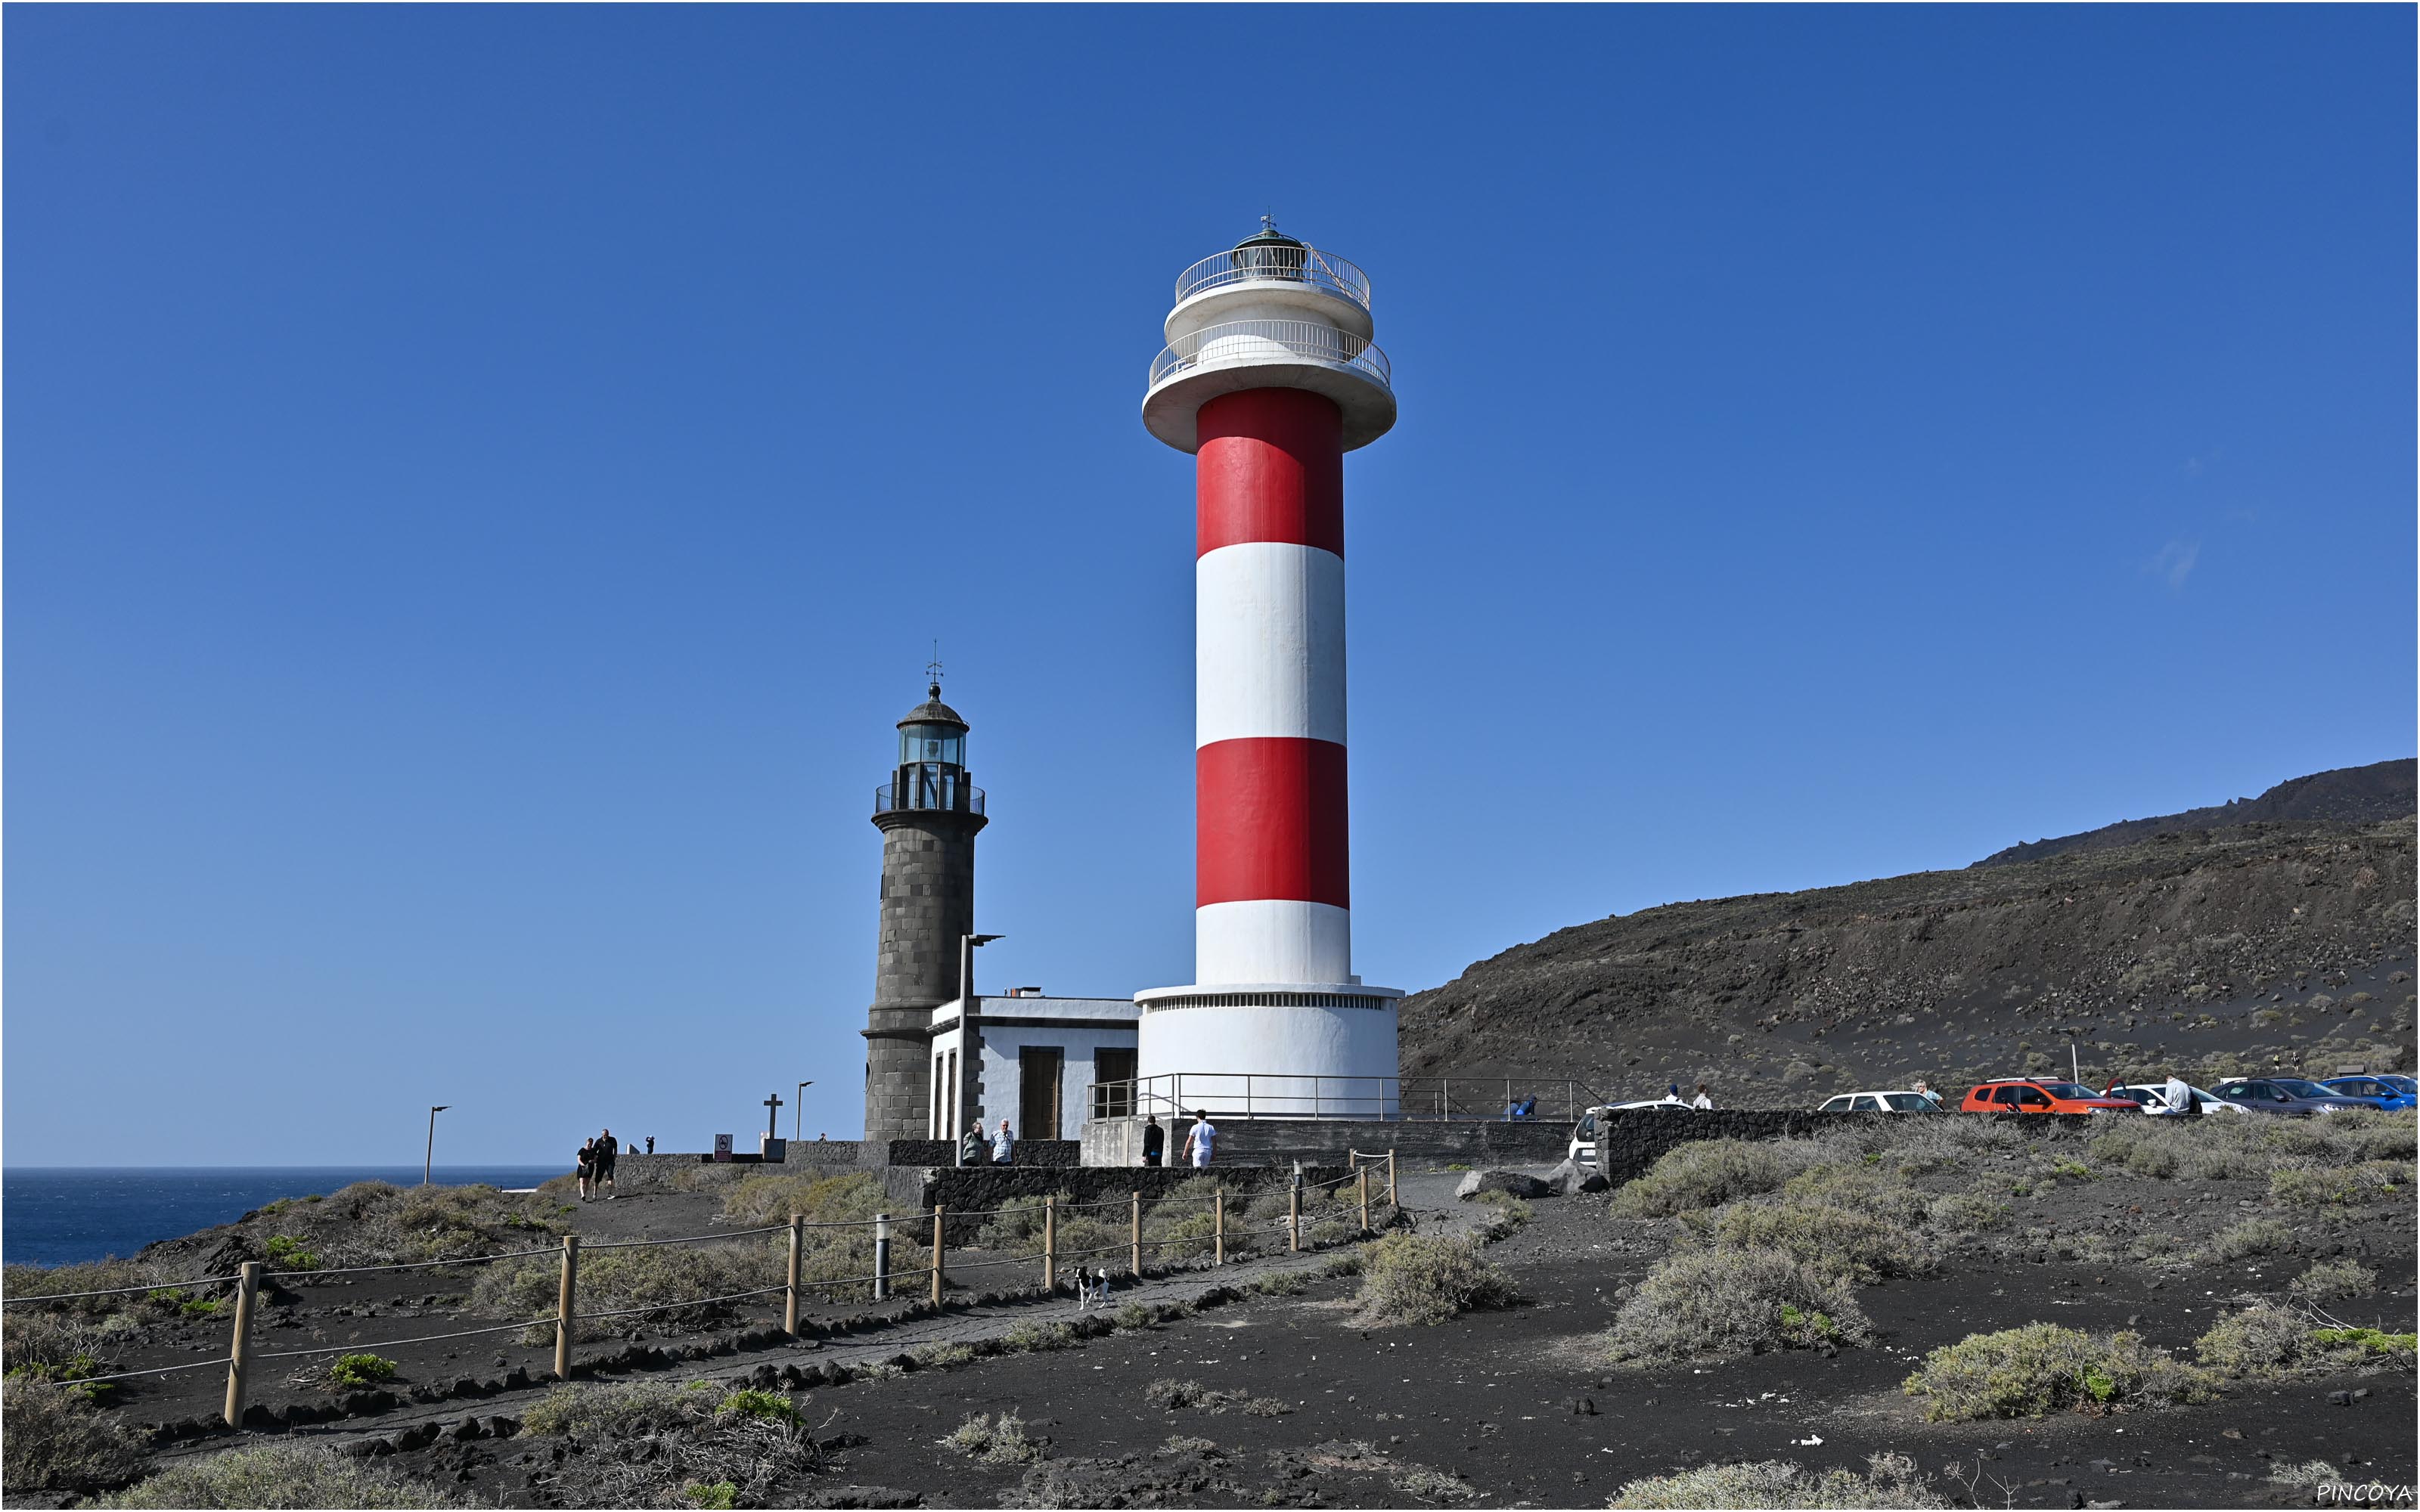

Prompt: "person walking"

[576,1136,596,1203]
[1690,1083,1714,1111]
[990,1117,1015,1165]
[1184,1110,1217,1168]
[1140,1114,1165,1167]
[594,1129,619,1200]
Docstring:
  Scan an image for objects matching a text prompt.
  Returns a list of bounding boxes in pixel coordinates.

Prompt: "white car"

[2104,1082,2248,1117]
[1816,1090,1940,1113]
[1568,1101,1693,1167]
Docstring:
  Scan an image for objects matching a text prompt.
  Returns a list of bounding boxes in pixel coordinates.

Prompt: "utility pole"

[424,1106,449,1186]
[794,1081,814,1143]
[954,933,1002,1166]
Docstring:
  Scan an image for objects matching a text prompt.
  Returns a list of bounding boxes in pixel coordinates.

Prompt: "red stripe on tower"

[1196,389,1345,559]
[1195,736,1351,909]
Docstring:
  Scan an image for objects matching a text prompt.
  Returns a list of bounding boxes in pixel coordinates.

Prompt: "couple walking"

[576,1129,619,1201]
[1139,1111,1216,1168]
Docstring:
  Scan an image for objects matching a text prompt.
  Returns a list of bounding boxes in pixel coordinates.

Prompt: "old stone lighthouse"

[862,684,985,1142]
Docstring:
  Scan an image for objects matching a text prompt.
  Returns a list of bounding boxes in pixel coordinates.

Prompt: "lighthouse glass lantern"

[895,721,966,811]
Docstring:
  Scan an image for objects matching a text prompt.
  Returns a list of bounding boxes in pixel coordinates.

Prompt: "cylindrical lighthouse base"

[1133,984,1401,1119]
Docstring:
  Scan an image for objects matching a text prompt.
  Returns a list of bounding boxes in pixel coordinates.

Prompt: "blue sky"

[7,6,2411,1165]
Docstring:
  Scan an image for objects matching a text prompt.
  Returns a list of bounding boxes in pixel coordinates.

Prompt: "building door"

[1019,1046,1064,1141]
[1094,1049,1137,1119]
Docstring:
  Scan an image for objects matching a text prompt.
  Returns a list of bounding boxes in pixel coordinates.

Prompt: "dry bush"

[1610,1452,1950,1510]
[2269,1160,2415,1208]
[1608,1250,1870,1364]
[2,1377,148,1494]
[2,1308,119,1383]
[1901,1323,2212,1421]
[98,1442,463,1508]
[1702,1198,1927,1284]
[1609,1140,1797,1218]
[524,1380,722,1437]
[2207,1218,2294,1262]
[2291,1259,2378,1305]
[2193,1302,2413,1378]
[473,1239,785,1343]
[941,1409,1043,1465]
[2088,1111,2416,1184]
[1,1259,172,1317]
[252,1182,564,1270]
[719,1173,887,1228]
[541,1408,821,1507]
[1354,1234,1519,1326]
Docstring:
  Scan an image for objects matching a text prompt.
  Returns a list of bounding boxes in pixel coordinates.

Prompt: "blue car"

[2320,1074,2418,1111]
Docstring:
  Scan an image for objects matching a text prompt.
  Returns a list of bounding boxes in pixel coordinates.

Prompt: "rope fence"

[4,1150,1403,1432]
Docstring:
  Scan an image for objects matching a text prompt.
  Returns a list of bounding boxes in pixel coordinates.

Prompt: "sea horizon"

[2,1164,568,1269]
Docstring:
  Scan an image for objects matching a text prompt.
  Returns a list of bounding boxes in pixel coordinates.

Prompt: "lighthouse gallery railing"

[1147,320,1392,392]
[1091,1073,1601,1126]
[1172,245,1373,310]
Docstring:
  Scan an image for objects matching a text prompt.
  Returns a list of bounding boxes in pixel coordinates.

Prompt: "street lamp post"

[794,1081,814,1144]
[954,934,1003,1167]
[424,1106,449,1187]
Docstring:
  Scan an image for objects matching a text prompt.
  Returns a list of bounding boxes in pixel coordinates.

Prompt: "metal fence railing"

[1174,243,1371,309]
[1147,319,1392,392]
[1089,1073,1598,1126]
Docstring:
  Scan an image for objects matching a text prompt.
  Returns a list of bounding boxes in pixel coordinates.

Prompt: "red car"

[1959,1078,2140,1114]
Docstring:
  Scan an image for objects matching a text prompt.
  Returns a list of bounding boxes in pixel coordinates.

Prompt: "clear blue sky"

[7,6,2411,1166]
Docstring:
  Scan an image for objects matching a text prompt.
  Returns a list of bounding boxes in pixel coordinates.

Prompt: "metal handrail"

[1090,1073,1594,1126]
[1147,320,1391,392]
[1174,245,1371,310]
[873,779,985,818]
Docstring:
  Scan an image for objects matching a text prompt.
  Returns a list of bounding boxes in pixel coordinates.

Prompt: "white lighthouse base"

[1132,983,1401,1120]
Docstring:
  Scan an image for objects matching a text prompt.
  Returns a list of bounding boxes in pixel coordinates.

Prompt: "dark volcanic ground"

[101,1166,2416,1510]
[1400,819,2418,1106]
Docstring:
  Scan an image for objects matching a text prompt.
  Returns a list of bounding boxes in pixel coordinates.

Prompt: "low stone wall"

[873,1139,1081,1169]
[1591,1109,2096,1185]
[1083,1116,1568,1167]
[889,1162,1360,1213]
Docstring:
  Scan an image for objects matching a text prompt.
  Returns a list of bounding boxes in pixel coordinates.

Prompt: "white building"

[926,991,1139,1142]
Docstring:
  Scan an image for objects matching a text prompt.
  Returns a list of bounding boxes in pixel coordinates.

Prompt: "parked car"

[2206,1077,2377,1117]
[2102,1082,2247,1116]
[1958,1079,2139,1114]
[1568,1100,1692,1167]
[1817,1090,1939,1112]
[2319,1074,2417,1111]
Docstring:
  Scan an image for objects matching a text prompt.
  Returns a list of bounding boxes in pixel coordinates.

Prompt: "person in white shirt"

[1690,1083,1714,1111]
[990,1118,1015,1164]
[1184,1111,1217,1167]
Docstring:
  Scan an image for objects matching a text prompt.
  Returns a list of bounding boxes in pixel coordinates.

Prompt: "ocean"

[2,1167,564,1268]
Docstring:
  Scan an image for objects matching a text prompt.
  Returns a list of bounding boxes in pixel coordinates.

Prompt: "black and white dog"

[1074,1266,1113,1311]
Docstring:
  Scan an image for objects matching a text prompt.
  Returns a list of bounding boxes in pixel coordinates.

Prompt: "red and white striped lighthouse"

[1134,222,1401,1114]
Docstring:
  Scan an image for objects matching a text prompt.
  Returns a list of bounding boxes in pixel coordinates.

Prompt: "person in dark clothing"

[594,1129,619,1200]
[959,1120,988,1166]
[644,1136,655,1155]
[576,1138,596,1202]
[1140,1115,1165,1167]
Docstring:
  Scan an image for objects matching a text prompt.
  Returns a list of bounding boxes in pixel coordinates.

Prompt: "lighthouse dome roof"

[897,685,966,730]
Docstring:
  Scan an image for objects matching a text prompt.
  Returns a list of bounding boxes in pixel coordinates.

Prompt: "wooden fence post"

[1357,1168,1371,1235]
[220,1260,261,1428]
[784,1216,804,1336]
[1387,1148,1398,1208]
[1130,1191,1143,1277]
[554,1235,579,1380]
[929,1207,945,1306]
[1042,1197,1056,1292]
[1288,1182,1301,1253]
[1213,1191,1225,1266]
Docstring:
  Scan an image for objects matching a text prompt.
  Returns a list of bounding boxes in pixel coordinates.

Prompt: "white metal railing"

[1174,245,1371,311]
[1147,320,1391,392]
[1089,1073,1597,1126]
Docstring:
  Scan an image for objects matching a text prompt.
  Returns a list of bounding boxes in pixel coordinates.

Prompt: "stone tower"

[864,684,986,1142]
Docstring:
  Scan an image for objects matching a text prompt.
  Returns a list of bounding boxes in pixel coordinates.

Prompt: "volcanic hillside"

[1398,769,2418,1105]
[1976,758,2414,866]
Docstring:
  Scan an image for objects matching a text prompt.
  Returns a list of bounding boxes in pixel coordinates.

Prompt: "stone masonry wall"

[866,811,982,1143]
[1082,1116,1568,1167]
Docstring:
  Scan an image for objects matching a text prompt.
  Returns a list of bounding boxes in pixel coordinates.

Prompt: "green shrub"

[524,1380,720,1438]
[98,1442,463,1508]
[1001,1321,1078,1352]
[685,1482,740,1509]
[1609,1141,1792,1217]
[1354,1235,1519,1326]
[715,1389,799,1426]
[1902,1323,2211,1421]
[941,1410,1042,1464]
[909,1342,975,1369]
[2290,1259,2378,1305]
[2,1377,148,1493]
[1609,1452,1950,1509]
[1,1259,163,1317]
[2208,1219,2292,1262]
[262,1235,319,1272]
[327,1353,398,1389]
[1608,1250,1869,1364]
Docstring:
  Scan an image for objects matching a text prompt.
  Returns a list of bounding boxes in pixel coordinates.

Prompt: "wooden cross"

[763,1092,783,1139]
